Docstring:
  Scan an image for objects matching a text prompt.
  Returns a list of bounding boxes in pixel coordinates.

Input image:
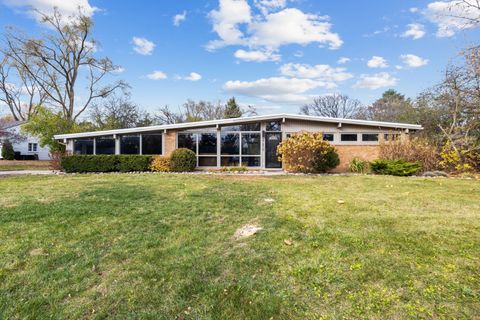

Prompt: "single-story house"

[54,114,423,172]
[0,121,52,160]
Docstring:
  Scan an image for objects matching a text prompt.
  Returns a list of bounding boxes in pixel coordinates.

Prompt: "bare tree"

[0,55,46,120]
[300,94,363,119]
[444,0,480,25]
[2,8,127,122]
[155,99,257,124]
[0,117,26,143]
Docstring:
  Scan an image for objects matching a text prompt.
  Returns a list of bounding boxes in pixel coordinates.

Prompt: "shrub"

[370,159,422,176]
[49,150,67,170]
[60,155,153,173]
[312,147,340,173]
[150,155,171,172]
[1,139,15,160]
[169,148,196,172]
[277,132,339,173]
[349,158,369,174]
[380,137,438,172]
[438,142,479,173]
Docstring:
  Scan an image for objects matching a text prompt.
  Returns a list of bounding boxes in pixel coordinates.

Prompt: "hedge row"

[60,155,153,173]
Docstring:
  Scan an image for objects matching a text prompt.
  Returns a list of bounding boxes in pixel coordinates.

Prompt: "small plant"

[150,155,171,172]
[370,159,422,176]
[169,148,196,172]
[277,132,340,173]
[349,158,369,174]
[219,166,248,172]
[1,139,15,160]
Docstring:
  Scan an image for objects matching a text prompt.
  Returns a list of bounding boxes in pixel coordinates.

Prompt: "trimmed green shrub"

[1,140,15,160]
[312,147,340,173]
[169,148,196,172]
[370,159,422,176]
[60,155,153,173]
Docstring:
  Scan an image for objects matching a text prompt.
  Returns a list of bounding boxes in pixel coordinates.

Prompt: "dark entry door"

[265,132,282,168]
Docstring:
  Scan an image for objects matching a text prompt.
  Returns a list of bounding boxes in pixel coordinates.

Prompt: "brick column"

[164,130,177,156]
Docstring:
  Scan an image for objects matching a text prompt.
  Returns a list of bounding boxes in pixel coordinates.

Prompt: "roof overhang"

[54,113,423,140]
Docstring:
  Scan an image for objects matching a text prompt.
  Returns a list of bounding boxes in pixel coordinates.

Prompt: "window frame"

[340,133,359,142]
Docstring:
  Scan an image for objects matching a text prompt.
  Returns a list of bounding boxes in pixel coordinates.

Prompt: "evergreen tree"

[1,139,15,160]
[224,97,242,118]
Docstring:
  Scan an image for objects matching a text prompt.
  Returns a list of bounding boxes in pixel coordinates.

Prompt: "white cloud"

[279,63,353,87]
[337,57,351,64]
[400,54,429,67]
[293,50,304,58]
[223,77,330,103]
[401,23,426,39]
[410,7,419,13]
[112,66,125,73]
[132,37,155,55]
[207,1,343,56]
[2,0,97,22]
[254,0,287,15]
[146,70,167,80]
[234,49,280,62]
[367,56,388,68]
[425,0,480,37]
[207,0,252,50]
[248,8,343,50]
[173,11,187,26]
[353,72,398,90]
[184,72,202,81]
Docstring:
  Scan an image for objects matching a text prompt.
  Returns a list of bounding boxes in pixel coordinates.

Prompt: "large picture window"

[120,135,140,154]
[199,133,217,155]
[142,134,163,155]
[221,133,239,155]
[96,136,115,154]
[74,139,94,155]
[177,133,196,152]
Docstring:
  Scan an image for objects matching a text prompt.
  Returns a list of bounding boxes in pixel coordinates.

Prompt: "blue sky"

[0,0,479,116]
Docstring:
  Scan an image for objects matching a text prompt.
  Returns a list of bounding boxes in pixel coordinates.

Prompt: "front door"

[265,132,282,168]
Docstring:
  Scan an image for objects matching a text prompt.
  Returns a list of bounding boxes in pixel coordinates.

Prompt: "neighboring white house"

[0,121,51,160]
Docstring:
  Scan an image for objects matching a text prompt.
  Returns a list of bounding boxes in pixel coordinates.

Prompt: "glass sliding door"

[265,132,282,168]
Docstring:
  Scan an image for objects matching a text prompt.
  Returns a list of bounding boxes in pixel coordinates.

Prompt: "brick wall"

[164,130,177,156]
[332,145,380,172]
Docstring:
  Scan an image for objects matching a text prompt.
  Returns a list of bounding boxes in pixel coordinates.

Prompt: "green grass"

[0,174,479,319]
[0,160,52,171]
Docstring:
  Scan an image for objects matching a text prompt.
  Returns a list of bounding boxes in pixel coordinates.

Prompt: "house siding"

[0,124,51,160]
[164,130,177,156]
[332,145,380,172]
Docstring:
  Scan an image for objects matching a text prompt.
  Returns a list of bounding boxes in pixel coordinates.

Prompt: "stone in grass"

[29,248,46,256]
[263,198,275,204]
[423,171,448,177]
[233,224,263,240]
[337,200,345,204]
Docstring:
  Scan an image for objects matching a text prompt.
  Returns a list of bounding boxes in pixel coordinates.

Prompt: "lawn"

[0,160,53,171]
[0,174,479,319]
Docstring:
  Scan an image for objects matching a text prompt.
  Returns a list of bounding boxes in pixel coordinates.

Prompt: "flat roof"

[54,113,423,140]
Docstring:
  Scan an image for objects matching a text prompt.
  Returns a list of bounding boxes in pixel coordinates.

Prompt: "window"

[241,132,261,167]
[96,136,115,154]
[221,133,239,155]
[142,134,163,155]
[362,133,379,142]
[266,121,281,131]
[177,133,196,152]
[73,139,93,155]
[198,133,217,155]
[384,133,400,141]
[323,133,334,142]
[221,122,260,131]
[120,135,140,154]
[198,157,217,167]
[241,133,260,155]
[221,156,240,166]
[28,143,38,152]
[341,134,358,142]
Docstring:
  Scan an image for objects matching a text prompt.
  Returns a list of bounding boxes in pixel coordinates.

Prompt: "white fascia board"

[54,113,423,140]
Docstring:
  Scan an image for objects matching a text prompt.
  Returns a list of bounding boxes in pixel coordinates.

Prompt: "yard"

[0,174,479,319]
